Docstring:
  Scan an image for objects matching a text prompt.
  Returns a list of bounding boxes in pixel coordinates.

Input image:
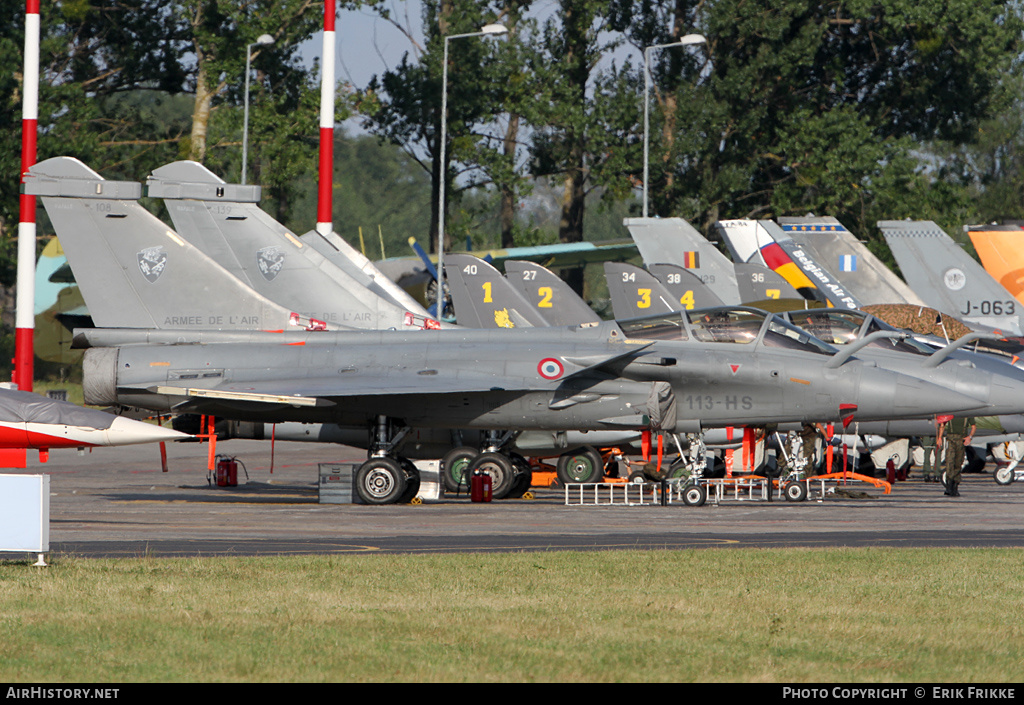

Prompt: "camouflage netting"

[862,304,972,339]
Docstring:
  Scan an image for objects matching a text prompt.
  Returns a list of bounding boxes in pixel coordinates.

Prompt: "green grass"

[0,549,1021,682]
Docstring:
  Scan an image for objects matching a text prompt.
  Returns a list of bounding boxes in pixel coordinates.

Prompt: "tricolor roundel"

[538,358,564,380]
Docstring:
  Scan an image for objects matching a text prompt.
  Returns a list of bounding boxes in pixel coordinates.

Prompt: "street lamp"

[436,23,508,318]
[642,33,706,218]
[242,33,275,185]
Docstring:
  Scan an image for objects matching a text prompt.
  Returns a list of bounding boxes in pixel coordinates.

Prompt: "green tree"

[644,0,1022,241]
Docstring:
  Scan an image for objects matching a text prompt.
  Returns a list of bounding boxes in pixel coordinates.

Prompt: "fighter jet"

[25,158,1006,505]
[0,387,187,451]
[879,220,1022,336]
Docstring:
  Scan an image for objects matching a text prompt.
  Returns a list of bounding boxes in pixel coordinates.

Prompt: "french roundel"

[538,358,564,380]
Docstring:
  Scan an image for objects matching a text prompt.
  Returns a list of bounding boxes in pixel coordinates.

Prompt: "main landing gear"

[439,431,533,499]
[354,416,421,505]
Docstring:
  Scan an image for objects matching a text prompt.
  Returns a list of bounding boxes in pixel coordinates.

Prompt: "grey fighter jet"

[78,308,991,502]
[25,159,1007,505]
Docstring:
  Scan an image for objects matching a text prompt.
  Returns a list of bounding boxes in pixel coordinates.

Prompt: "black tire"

[397,458,421,504]
[681,483,707,507]
[964,446,987,474]
[556,446,604,484]
[469,452,516,499]
[441,446,478,493]
[784,480,808,502]
[604,460,622,479]
[506,453,534,498]
[995,466,1015,486]
[355,457,407,505]
[666,460,692,481]
[627,470,647,484]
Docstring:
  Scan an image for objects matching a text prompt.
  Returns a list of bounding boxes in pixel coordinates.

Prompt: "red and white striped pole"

[15,0,40,392]
[316,0,335,236]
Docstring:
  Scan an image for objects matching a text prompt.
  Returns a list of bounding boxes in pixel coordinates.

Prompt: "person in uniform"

[921,422,943,483]
[943,416,975,497]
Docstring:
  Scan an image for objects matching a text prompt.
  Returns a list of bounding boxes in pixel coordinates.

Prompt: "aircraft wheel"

[556,446,604,484]
[441,446,478,493]
[666,460,691,481]
[783,480,808,502]
[995,466,1015,486]
[505,453,534,498]
[356,457,407,505]
[469,452,516,499]
[397,458,421,504]
[681,483,707,507]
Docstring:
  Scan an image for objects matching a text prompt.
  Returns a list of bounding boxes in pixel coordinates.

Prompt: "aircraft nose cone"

[852,369,987,421]
[104,417,191,446]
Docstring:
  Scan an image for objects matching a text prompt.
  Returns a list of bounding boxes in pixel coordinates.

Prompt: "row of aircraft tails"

[20,156,1024,503]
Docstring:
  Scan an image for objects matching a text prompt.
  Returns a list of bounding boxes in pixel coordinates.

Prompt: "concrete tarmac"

[5,439,1024,558]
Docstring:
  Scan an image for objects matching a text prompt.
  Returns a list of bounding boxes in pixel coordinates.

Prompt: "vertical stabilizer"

[880,220,1021,335]
[149,161,437,330]
[778,216,924,305]
[965,224,1024,304]
[716,219,859,309]
[443,254,547,328]
[604,262,682,318]
[24,157,320,332]
[503,261,601,326]
[646,264,726,309]
[624,217,741,304]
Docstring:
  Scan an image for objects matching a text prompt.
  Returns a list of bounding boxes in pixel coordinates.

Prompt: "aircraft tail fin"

[24,157,323,332]
[604,263,682,319]
[646,263,726,310]
[879,220,1022,335]
[966,224,1024,302]
[148,161,438,330]
[777,215,925,306]
[624,217,741,304]
[443,254,548,328]
[715,219,852,307]
[503,260,601,326]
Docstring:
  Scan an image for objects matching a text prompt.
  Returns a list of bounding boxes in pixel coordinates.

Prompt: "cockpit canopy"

[618,307,836,355]
[783,309,935,355]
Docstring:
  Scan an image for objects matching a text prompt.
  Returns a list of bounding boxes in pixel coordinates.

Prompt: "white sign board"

[0,474,49,553]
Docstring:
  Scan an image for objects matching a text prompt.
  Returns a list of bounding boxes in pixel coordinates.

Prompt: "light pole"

[436,23,507,319]
[242,33,275,185]
[643,33,706,218]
